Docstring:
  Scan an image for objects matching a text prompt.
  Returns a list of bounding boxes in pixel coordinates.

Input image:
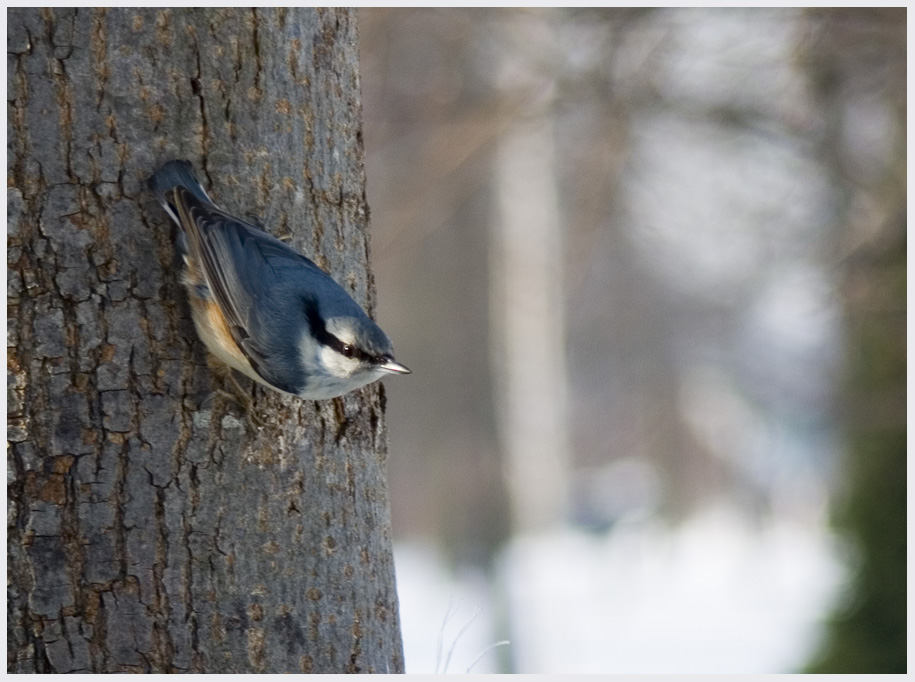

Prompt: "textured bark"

[8,7,403,673]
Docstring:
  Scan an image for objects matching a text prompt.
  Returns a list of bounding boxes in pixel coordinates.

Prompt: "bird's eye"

[342,344,356,358]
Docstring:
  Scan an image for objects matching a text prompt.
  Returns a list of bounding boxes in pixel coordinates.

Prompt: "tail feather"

[147,160,212,225]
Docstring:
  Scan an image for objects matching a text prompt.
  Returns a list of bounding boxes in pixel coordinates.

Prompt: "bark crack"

[251,8,263,94]
[188,26,212,186]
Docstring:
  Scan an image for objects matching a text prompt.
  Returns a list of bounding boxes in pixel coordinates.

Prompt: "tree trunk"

[802,8,906,673]
[8,7,404,673]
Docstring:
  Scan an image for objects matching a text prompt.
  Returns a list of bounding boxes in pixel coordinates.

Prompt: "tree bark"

[8,7,403,673]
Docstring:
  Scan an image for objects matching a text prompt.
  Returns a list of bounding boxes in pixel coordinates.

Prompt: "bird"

[147,160,410,404]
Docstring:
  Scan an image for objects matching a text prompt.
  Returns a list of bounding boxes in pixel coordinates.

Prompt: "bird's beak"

[378,357,411,375]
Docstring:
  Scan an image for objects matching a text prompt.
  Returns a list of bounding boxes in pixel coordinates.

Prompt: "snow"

[395,503,844,674]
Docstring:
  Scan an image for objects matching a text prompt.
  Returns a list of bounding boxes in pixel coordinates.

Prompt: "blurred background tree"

[802,8,906,673]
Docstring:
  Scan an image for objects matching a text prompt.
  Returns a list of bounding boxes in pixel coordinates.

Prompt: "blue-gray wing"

[174,188,319,394]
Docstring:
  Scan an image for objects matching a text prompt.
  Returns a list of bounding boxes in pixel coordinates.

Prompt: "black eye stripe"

[341,343,370,362]
[327,336,371,362]
[304,300,371,362]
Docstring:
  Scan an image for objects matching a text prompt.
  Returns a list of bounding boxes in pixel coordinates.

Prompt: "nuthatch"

[148,160,410,400]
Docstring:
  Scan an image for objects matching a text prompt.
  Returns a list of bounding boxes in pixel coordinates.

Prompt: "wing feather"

[173,188,316,394]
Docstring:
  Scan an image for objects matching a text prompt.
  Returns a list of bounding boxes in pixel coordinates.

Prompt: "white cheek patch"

[319,344,360,379]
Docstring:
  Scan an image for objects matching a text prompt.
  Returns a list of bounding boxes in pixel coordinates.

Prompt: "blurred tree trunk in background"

[358,8,512,566]
[8,8,403,673]
[803,8,906,673]
[491,12,571,533]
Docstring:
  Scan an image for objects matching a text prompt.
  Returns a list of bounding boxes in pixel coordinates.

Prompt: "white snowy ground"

[395,503,845,674]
